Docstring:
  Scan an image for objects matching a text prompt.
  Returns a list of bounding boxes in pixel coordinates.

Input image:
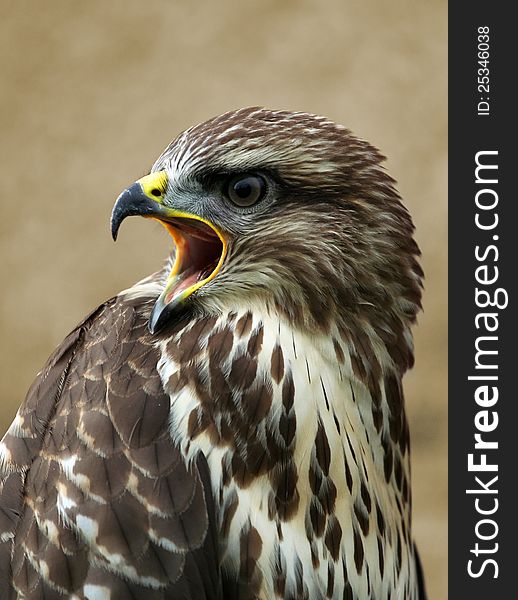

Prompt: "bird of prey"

[0,107,426,599]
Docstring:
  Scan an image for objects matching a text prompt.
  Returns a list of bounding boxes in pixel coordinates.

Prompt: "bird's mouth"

[154,217,226,328]
[111,171,227,333]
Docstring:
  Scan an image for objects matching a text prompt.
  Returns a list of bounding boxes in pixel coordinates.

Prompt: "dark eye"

[226,174,266,207]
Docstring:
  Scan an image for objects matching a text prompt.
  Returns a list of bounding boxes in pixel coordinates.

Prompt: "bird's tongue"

[149,216,225,333]
[164,267,205,303]
[160,219,223,304]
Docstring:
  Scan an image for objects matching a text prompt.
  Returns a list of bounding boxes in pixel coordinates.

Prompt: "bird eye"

[226,174,266,207]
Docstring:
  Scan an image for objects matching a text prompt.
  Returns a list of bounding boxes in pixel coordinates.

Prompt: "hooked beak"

[111,171,227,334]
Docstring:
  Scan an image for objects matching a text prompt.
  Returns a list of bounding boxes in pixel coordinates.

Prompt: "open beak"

[111,171,227,333]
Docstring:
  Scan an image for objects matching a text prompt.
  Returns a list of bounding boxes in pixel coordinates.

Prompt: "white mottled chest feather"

[157,308,418,599]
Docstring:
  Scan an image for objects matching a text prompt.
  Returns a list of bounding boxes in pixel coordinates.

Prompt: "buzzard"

[0,108,426,599]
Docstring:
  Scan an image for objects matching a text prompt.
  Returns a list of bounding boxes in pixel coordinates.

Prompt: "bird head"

[111,107,422,338]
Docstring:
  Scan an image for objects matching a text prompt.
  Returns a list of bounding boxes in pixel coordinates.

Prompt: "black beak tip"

[148,296,189,335]
[111,219,119,242]
[110,189,131,242]
[148,299,167,335]
[109,183,163,243]
[110,185,142,242]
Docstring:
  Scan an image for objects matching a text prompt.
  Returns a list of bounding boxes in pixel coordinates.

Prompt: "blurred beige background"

[0,1,447,597]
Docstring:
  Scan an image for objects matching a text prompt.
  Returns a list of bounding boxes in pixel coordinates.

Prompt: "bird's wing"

[415,544,428,600]
[0,293,220,599]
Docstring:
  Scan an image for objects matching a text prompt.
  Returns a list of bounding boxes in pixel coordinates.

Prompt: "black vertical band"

[449,3,516,597]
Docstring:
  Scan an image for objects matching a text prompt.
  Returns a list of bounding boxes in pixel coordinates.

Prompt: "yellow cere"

[137,171,169,203]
